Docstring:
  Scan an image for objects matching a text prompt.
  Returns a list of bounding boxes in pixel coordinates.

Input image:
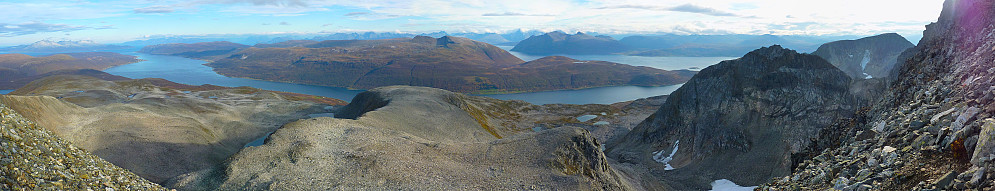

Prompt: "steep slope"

[812,33,915,79]
[1,102,165,190]
[205,36,692,93]
[607,45,857,189]
[168,86,639,190]
[139,41,250,60]
[0,52,141,89]
[762,0,995,190]
[2,75,343,183]
[511,31,627,55]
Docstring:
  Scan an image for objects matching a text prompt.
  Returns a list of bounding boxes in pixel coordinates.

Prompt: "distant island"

[145,36,696,93]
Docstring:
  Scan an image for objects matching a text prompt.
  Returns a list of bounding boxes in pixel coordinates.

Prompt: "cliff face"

[607,45,857,189]
[511,31,627,55]
[205,36,691,94]
[812,33,915,79]
[167,86,640,190]
[762,0,995,190]
[0,101,165,190]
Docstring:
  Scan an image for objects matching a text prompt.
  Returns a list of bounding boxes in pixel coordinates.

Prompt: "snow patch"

[652,140,679,170]
[860,50,871,78]
[576,115,597,122]
[709,179,757,191]
[593,121,610,125]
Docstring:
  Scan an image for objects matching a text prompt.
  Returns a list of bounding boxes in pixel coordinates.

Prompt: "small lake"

[0,90,13,95]
[100,51,727,105]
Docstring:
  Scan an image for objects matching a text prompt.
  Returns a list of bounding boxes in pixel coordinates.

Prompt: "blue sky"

[0,0,944,46]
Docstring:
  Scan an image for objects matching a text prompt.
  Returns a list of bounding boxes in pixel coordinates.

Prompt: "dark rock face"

[511,31,627,55]
[762,0,995,190]
[607,45,856,189]
[812,33,915,79]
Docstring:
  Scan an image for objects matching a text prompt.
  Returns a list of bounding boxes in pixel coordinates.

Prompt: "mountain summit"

[608,45,856,189]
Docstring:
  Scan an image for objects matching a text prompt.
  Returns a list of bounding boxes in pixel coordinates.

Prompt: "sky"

[0,0,945,46]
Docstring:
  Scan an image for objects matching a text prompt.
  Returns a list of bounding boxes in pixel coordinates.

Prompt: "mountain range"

[140,36,695,94]
[0,40,132,53]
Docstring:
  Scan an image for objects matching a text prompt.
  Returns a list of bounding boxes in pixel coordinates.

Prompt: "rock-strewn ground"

[1,101,165,190]
[167,86,643,190]
[761,0,995,190]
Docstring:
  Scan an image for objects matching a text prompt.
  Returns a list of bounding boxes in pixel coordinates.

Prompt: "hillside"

[3,75,345,183]
[0,102,166,190]
[168,86,669,190]
[812,33,915,79]
[511,31,627,55]
[607,45,857,189]
[0,52,141,89]
[206,36,693,93]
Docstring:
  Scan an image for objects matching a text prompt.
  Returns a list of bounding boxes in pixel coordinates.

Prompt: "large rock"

[167,86,639,190]
[608,45,856,189]
[812,33,915,79]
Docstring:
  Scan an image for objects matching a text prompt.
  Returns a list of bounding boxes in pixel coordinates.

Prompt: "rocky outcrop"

[205,36,692,94]
[167,86,640,190]
[607,45,857,189]
[761,0,995,190]
[0,101,165,190]
[812,33,915,79]
[2,75,342,183]
[511,31,627,55]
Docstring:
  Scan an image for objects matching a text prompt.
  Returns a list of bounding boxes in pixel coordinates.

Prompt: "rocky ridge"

[167,86,650,190]
[761,0,995,190]
[607,45,857,189]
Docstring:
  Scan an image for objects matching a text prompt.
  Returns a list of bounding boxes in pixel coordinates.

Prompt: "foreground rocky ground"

[761,0,995,189]
[1,102,165,190]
